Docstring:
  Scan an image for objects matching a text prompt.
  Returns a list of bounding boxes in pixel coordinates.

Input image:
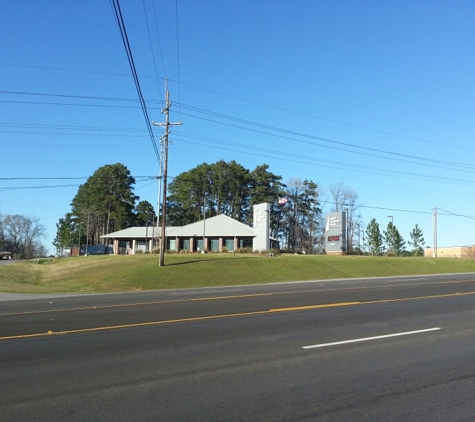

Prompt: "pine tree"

[383,222,405,256]
[52,213,77,254]
[135,201,156,226]
[365,218,383,255]
[408,224,425,256]
[167,160,286,227]
[70,163,137,244]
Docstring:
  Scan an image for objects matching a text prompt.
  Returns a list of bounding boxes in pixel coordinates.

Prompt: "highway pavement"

[1,273,475,421]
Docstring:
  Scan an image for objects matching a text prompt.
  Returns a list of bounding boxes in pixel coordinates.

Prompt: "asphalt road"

[0,259,15,265]
[1,273,475,421]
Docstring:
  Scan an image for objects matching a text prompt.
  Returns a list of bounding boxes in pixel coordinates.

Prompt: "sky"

[1,0,475,254]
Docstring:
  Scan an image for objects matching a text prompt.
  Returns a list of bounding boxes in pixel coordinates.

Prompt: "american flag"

[278,197,288,205]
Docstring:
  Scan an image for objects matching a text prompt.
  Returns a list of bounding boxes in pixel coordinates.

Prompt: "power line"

[150,1,168,79]
[0,177,158,192]
[174,0,182,120]
[0,184,81,192]
[109,0,160,163]
[2,93,474,174]
[0,176,155,180]
[0,99,154,110]
[2,89,473,172]
[2,61,472,154]
[437,208,475,221]
[177,111,475,176]
[0,89,162,104]
[0,121,147,132]
[2,122,475,186]
[142,0,163,102]
[177,104,475,171]
[171,136,475,187]
[167,144,475,203]
[2,177,473,221]
[168,78,474,154]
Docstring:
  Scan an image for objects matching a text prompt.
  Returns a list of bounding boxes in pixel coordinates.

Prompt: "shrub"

[236,247,253,254]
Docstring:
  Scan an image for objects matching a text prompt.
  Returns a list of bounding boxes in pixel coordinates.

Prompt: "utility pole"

[86,213,90,256]
[202,197,206,253]
[345,207,353,255]
[153,80,182,266]
[78,223,81,256]
[145,205,150,253]
[362,225,365,254]
[433,206,437,258]
[357,223,361,253]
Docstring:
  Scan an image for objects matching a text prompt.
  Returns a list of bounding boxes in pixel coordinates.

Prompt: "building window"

[224,238,234,251]
[210,238,219,252]
[181,239,190,251]
[197,239,204,251]
[239,238,253,249]
[168,239,176,251]
[135,240,146,253]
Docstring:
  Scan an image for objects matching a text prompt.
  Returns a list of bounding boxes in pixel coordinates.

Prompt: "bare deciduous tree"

[0,214,46,258]
[328,182,362,254]
[279,178,321,253]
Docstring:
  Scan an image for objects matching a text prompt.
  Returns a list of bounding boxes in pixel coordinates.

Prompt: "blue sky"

[1,0,474,253]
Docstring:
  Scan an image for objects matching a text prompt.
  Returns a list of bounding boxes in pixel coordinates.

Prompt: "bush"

[221,247,229,253]
[236,247,253,254]
[31,258,53,265]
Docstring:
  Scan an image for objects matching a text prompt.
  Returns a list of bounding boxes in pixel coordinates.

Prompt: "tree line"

[54,163,156,253]
[0,213,47,259]
[54,160,426,256]
[167,161,324,253]
[365,219,425,256]
[54,161,323,253]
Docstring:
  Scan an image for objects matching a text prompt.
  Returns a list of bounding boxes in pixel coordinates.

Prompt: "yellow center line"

[270,302,360,312]
[0,309,271,341]
[1,279,474,317]
[1,290,475,341]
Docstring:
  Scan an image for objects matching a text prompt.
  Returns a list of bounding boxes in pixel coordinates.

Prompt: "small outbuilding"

[424,245,475,259]
[0,251,13,260]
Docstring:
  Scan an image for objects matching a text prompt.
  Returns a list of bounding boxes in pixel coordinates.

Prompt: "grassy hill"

[2,253,475,294]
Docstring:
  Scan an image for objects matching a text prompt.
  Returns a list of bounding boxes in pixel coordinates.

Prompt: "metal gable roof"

[174,214,254,237]
[101,214,255,239]
[101,226,180,239]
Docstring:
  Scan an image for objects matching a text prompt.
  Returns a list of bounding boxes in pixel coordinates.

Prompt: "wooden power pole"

[153,80,181,266]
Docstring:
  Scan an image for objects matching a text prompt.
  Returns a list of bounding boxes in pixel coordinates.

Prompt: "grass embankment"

[1,253,475,294]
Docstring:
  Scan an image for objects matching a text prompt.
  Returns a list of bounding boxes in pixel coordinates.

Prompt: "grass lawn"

[1,253,475,294]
